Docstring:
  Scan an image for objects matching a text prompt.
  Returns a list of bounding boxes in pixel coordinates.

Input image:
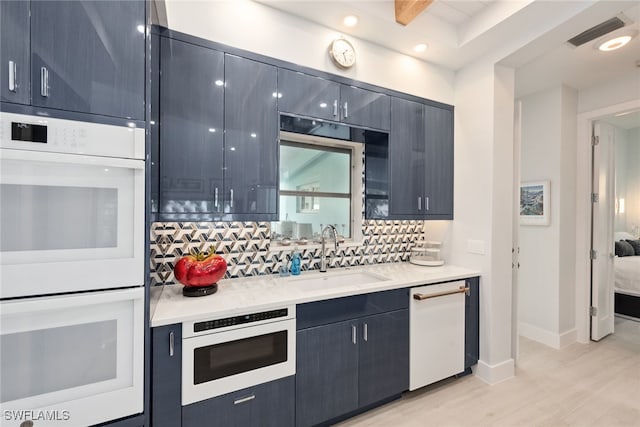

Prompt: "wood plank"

[395,0,434,26]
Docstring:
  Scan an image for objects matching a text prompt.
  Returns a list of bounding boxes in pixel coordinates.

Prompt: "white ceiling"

[257,0,640,97]
[600,110,640,130]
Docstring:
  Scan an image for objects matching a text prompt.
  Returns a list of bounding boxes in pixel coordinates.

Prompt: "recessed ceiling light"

[596,29,637,52]
[343,15,358,27]
[413,43,428,53]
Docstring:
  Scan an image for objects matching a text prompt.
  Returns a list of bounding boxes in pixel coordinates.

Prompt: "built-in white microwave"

[0,112,145,298]
[182,306,296,405]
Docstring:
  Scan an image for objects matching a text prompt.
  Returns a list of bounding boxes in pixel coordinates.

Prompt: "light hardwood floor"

[337,317,640,427]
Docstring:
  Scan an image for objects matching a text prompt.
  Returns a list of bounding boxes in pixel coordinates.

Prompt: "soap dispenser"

[290,249,301,276]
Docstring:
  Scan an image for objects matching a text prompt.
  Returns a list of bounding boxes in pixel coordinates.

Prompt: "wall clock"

[329,37,356,69]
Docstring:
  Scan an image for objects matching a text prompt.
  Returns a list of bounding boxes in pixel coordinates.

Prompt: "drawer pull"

[234,394,255,405]
[413,286,469,300]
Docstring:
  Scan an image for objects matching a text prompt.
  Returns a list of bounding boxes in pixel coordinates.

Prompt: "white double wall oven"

[0,112,145,427]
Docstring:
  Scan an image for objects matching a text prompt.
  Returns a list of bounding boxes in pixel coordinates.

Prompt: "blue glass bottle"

[290,250,301,276]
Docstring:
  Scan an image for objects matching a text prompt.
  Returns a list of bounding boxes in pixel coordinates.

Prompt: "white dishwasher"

[409,280,467,390]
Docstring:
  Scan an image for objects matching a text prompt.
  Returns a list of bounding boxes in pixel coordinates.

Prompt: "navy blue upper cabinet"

[424,104,454,217]
[159,38,225,216]
[389,97,424,218]
[224,55,278,216]
[0,1,30,105]
[277,68,390,131]
[277,69,340,121]
[388,97,453,219]
[30,0,145,120]
[340,85,390,130]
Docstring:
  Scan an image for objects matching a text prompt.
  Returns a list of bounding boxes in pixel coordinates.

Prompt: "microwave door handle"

[0,149,145,170]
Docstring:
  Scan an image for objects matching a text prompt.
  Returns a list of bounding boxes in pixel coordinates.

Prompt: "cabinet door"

[296,321,359,427]
[151,324,182,427]
[30,0,145,120]
[224,55,278,216]
[183,376,295,427]
[340,85,390,130]
[278,69,340,121]
[0,0,30,104]
[423,104,454,218]
[388,97,424,218]
[159,38,225,216]
[358,310,409,407]
[150,34,160,215]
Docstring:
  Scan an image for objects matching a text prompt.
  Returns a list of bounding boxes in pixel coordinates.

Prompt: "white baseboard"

[475,358,514,385]
[519,322,577,349]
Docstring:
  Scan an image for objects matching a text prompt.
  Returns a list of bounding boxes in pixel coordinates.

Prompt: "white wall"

[163,0,455,104]
[517,85,577,348]
[619,127,640,235]
[578,71,640,114]
[615,127,630,232]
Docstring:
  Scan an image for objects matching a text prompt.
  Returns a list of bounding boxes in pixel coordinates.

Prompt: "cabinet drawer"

[297,288,408,330]
[182,376,295,427]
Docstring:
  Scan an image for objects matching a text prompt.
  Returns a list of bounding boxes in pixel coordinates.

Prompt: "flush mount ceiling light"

[596,29,638,52]
[343,15,358,27]
[413,43,428,53]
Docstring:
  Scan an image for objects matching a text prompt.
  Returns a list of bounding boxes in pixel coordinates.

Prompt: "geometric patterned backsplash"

[150,220,425,286]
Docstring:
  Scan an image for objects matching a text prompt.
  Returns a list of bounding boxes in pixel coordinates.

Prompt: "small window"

[272,134,362,245]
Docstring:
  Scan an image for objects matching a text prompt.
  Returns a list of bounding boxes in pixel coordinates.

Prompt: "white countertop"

[150,262,480,327]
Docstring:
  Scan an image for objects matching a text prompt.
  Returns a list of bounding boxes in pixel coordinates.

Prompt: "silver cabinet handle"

[363,323,368,342]
[418,196,422,211]
[426,196,430,211]
[351,324,357,344]
[234,394,255,405]
[343,101,348,118]
[229,188,234,209]
[169,331,175,357]
[214,187,219,209]
[40,66,49,97]
[8,60,16,92]
[333,99,338,117]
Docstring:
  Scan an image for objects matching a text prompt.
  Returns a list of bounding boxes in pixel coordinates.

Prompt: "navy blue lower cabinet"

[358,310,409,407]
[296,320,360,427]
[295,290,409,427]
[465,277,480,369]
[151,324,182,427]
[182,376,295,427]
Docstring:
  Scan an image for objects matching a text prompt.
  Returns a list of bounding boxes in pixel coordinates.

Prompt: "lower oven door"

[182,319,296,405]
[0,287,144,427]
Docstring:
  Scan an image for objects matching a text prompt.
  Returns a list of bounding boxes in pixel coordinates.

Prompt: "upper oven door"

[182,319,296,405]
[0,287,144,427]
[0,148,145,298]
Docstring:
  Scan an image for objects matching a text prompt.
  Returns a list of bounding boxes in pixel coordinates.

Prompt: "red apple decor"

[174,247,227,297]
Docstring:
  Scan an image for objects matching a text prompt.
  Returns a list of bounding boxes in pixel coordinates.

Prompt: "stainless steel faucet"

[319,225,339,272]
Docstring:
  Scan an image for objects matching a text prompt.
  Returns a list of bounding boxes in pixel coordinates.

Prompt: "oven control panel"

[193,308,290,333]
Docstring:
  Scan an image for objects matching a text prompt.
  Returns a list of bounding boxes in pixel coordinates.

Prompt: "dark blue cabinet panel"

[465,277,480,368]
[358,310,409,407]
[30,0,145,120]
[424,104,454,217]
[150,34,160,215]
[278,69,340,121]
[340,85,390,130]
[182,376,295,427]
[296,320,359,427]
[389,97,424,217]
[151,324,182,427]
[0,0,30,105]
[224,55,278,216]
[388,97,453,220]
[159,38,224,216]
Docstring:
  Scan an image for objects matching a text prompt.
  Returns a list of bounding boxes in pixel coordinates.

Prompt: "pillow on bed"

[615,231,636,241]
[615,240,635,257]
[625,239,640,256]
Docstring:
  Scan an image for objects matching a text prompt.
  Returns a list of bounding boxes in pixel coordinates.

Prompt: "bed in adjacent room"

[614,232,640,319]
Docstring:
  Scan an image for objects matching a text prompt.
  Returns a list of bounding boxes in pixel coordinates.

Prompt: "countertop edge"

[150,263,480,327]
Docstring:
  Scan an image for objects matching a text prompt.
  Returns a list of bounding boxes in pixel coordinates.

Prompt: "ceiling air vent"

[567,16,626,47]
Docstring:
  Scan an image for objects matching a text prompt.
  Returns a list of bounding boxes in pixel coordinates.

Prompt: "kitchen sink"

[288,271,389,291]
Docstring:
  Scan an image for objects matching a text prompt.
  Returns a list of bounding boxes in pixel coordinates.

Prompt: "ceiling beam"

[395,0,434,26]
